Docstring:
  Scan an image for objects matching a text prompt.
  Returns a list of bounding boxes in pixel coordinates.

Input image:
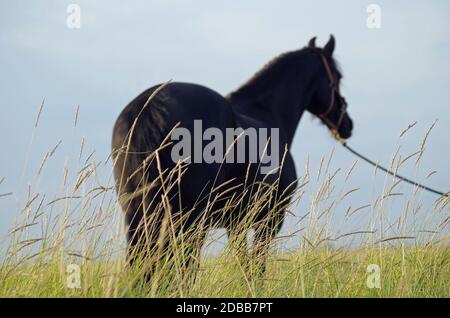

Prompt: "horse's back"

[165,82,231,117]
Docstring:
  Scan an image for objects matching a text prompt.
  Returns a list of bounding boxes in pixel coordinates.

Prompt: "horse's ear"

[308,36,317,48]
[324,34,335,56]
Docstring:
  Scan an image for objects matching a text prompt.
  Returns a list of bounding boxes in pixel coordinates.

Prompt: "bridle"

[311,49,448,198]
[314,50,348,136]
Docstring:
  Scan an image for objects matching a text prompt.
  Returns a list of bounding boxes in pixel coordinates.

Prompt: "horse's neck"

[229,70,314,146]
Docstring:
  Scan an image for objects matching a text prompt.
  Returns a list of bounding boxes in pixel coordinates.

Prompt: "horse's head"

[307,35,353,140]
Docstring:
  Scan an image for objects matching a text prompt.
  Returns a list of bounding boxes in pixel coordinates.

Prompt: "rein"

[336,134,448,197]
[314,50,447,198]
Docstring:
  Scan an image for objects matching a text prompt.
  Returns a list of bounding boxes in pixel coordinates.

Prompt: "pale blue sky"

[0,1,448,249]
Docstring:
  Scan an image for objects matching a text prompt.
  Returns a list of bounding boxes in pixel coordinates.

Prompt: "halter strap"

[313,50,347,132]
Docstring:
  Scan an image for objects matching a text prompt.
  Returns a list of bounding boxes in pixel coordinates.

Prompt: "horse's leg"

[124,197,166,284]
[113,144,167,283]
[125,210,149,268]
[123,172,177,286]
[226,227,250,275]
[178,226,206,290]
[250,155,296,279]
[251,212,284,280]
[251,228,271,280]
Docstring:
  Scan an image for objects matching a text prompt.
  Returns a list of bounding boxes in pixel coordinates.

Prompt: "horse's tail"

[111,85,169,262]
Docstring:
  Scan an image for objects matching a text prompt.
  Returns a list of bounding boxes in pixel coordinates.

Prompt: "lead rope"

[331,130,448,197]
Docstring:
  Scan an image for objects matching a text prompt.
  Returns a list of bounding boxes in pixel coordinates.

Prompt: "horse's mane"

[227,47,342,102]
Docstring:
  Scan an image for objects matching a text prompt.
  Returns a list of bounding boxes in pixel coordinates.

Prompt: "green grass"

[0,101,448,298]
[0,246,448,297]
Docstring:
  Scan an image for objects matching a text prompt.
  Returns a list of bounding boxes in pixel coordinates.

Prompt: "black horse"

[112,35,353,281]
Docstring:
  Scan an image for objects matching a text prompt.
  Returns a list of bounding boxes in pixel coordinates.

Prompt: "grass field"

[0,104,448,298]
[0,246,448,297]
